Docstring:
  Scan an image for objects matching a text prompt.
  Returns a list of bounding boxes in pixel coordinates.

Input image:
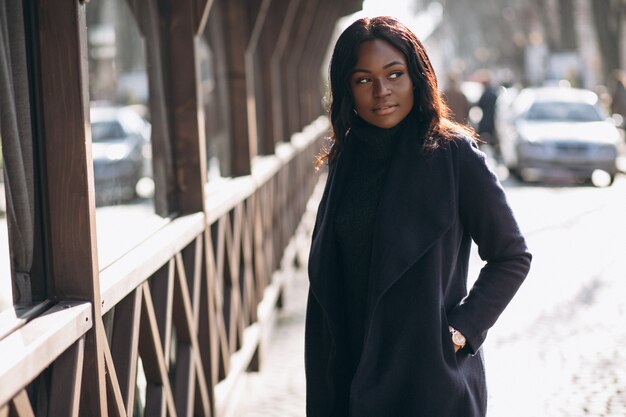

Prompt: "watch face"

[452,331,466,346]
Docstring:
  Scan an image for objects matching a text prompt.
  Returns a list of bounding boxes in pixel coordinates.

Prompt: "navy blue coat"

[306,130,532,417]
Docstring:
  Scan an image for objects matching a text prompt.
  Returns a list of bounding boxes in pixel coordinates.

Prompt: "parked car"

[496,87,620,184]
[90,106,151,203]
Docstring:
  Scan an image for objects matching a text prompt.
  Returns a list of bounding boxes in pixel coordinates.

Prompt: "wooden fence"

[0,0,364,415]
[0,118,327,417]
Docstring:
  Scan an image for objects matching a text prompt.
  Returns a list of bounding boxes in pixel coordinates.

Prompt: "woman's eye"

[355,77,370,85]
[389,71,403,80]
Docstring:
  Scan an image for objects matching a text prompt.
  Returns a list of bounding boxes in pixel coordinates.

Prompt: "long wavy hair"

[317,16,475,169]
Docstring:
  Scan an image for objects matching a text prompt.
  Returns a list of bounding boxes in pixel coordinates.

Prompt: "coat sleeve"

[446,138,532,354]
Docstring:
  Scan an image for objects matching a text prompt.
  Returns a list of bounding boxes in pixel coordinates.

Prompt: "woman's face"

[351,39,414,129]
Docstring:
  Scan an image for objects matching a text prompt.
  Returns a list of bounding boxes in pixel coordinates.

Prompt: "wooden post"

[298,0,331,127]
[126,0,178,217]
[269,0,301,143]
[126,0,213,216]
[275,0,313,140]
[284,0,320,136]
[245,0,275,156]
[165,0,210,214]
[301,0,339,124]
[36,1,107,415]
[219,0,262,176]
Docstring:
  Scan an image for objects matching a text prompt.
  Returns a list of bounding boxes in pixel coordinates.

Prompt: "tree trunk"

[535,0,558,52]
[591,0,624,83]
[558,0,577,50]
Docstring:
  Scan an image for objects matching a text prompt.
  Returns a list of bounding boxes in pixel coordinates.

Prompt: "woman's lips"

[372,104,397,115]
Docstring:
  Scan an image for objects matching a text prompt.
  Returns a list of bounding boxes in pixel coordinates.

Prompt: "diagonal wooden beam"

[9,390,34,417]
[111,288,142,414]
[233,207,248,335]
[213,219,232,368]
[222,214,244,353]
[150,261,175,363]
[181,236,204,324]
[192,236,204,323]
[251,193,266,299]
[236,202,256,325]
[194,0,214,35]
[198,230,220,408]
[139,283,177,417]
[262,181,276,275]
[100,320,128,417]
[172,253,211,416]
[49,337,85,417]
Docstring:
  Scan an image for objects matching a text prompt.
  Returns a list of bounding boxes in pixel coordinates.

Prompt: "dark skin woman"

[306,16,532,417]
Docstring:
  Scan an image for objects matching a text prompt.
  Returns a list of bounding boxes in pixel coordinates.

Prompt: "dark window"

[526,102,603,122]
[0,0,44,311]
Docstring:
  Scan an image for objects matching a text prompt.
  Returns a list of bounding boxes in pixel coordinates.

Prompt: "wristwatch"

[448,326,466,349]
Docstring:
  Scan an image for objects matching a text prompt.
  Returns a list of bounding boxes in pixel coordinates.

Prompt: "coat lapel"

[367,132,457,304]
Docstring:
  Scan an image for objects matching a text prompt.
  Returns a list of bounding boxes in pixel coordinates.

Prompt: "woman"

[306,16,531,417]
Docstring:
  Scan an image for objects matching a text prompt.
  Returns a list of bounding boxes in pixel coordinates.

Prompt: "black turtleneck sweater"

[334,117,406,376]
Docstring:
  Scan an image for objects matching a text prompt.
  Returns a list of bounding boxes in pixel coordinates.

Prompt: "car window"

[525,102,603,122]
[91,120,126,142]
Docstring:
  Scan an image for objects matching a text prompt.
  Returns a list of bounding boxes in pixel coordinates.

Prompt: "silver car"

[90,106,152,203]
[497,87,621,184]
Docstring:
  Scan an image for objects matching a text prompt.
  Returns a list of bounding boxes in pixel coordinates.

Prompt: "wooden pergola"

[0,0,361,416]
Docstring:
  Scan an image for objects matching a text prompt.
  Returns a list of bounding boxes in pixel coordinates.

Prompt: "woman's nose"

[373,79,391,97]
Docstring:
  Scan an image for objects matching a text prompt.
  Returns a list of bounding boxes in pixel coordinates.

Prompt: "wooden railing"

[0,117,328,417]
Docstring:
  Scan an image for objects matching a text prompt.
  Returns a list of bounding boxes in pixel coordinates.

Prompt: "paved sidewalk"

[233,263,309,417]
[229,177,321,417]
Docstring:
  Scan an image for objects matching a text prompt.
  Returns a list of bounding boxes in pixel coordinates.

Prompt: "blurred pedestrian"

[477,73,499,158]
[443,72,470,125]
[610,70,626,122]
[307,16,531,417]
